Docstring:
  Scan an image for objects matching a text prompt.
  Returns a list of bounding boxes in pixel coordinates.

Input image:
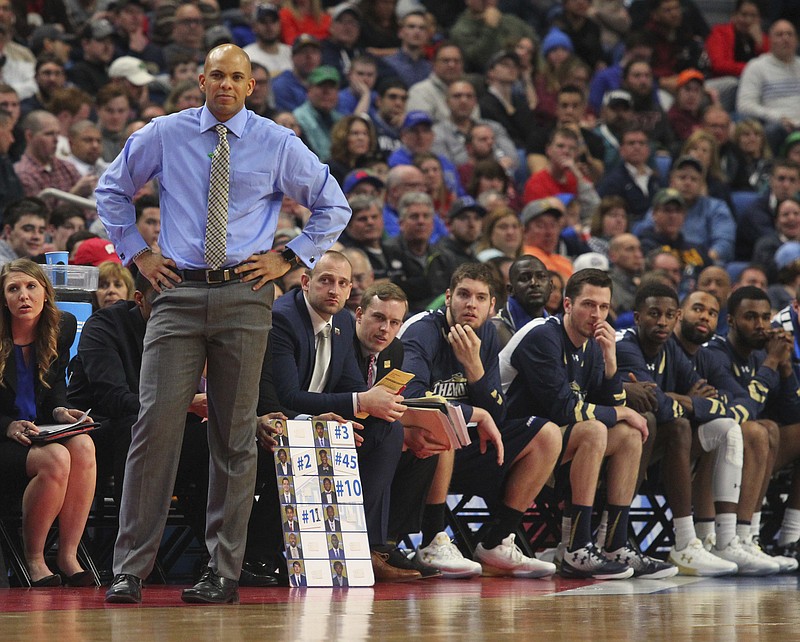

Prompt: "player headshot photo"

[328,533,345,559]
[318,449,334,475]
[283,505,299,532]
[324,505,341,532]
[290,561,307,587]
[314,420,330,447]
[276,448,292,476]
[280,477,295,504]
[286,532,302,559]
[320,477,337,504]
[331,560,348,587]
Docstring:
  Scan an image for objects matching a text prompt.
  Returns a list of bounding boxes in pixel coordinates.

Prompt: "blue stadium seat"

[654,155,672,183]
[730,191,761,223]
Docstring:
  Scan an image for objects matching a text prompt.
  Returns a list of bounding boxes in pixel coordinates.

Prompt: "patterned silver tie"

[205,123,230,269]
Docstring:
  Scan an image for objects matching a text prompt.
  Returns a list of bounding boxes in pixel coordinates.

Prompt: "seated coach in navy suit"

[268,250,421,581]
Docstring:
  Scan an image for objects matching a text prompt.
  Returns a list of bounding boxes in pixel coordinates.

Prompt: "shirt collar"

[199,104,249,138]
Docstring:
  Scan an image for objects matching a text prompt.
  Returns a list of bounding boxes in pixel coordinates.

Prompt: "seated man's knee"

[534,421,563,464]
[661,417,691,448]
[742,420,768,456]
[758,419,780,450]
[572,420,607,454]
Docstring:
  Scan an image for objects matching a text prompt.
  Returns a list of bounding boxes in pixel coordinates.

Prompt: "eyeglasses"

[176,18,203,26]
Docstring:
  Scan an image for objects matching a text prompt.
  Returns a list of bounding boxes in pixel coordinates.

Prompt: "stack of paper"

[400,395,471,450]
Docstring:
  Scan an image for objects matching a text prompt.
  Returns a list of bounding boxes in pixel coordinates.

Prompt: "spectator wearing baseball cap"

[342,168,385,197]
[244,4,293,78]
[273,34,322,112]
[321,3,365,87]
[388,110,465,199]
[71,237,123,266]
[521,197,574,281]
[109,56,156,116]
[68,19,115,95]
[278,0,331,46]
[428,196,487,296]
[635,154,736,264]
[29,24,73,62]
[636,187,711,296]
[478,48,537,152]
[292,65,342,160]
[667,69,709,142]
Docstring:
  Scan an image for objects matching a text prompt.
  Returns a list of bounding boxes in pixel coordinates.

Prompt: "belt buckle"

[205,269,225,284]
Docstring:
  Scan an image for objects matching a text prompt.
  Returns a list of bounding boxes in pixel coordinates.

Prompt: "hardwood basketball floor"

[2,575,798,641]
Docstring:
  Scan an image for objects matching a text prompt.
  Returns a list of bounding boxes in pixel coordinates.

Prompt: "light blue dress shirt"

[96,105,351,270]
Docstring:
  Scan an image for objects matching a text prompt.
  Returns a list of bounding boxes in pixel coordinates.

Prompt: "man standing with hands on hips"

[96,44,351,605]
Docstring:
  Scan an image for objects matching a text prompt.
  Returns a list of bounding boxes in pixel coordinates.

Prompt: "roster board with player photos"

[272,417,374,587]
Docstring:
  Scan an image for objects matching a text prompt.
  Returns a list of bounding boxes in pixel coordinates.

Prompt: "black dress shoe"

[105,574,142,604]
[181,568,239,604]
[30,574,61,588]
[59,569,99,587]
[239,561,280,587]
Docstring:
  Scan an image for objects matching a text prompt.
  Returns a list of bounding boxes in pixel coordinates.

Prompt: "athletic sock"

[736,521,751,542]
[605,505,630,552]
[695,519,714,541]
[673,516,696,551]
[750,511,761,539]
[596,510,608,550]
[420,503,446,548]
[778,508,800,547]
[568,505,593,552]
[481,504,524,550]
[561,514,572,547]
[714,513,736,549]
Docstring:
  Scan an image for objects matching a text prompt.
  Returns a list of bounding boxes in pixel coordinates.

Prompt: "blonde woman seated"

[0,260,96,587]
[95,262,134,310]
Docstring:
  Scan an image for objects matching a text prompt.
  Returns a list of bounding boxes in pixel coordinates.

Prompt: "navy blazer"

[271,288,367,418]
[0,312,76,435]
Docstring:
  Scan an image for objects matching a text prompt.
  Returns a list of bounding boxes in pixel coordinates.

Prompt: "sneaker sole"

[559,566,634,580]
[634,566,679,580]
[418,559,482,580]
[480,562,554,579]
[436,568,482,580]
[733,565,780,577]
[669,560,737,577]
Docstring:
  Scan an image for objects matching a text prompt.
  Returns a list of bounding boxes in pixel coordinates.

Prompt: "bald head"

[386,165,426,207]
[200,44,254,122]
[609,233,644,273]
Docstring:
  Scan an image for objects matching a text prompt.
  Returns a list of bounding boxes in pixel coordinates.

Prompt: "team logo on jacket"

[432,373,469,401]
[569,381,587,402]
